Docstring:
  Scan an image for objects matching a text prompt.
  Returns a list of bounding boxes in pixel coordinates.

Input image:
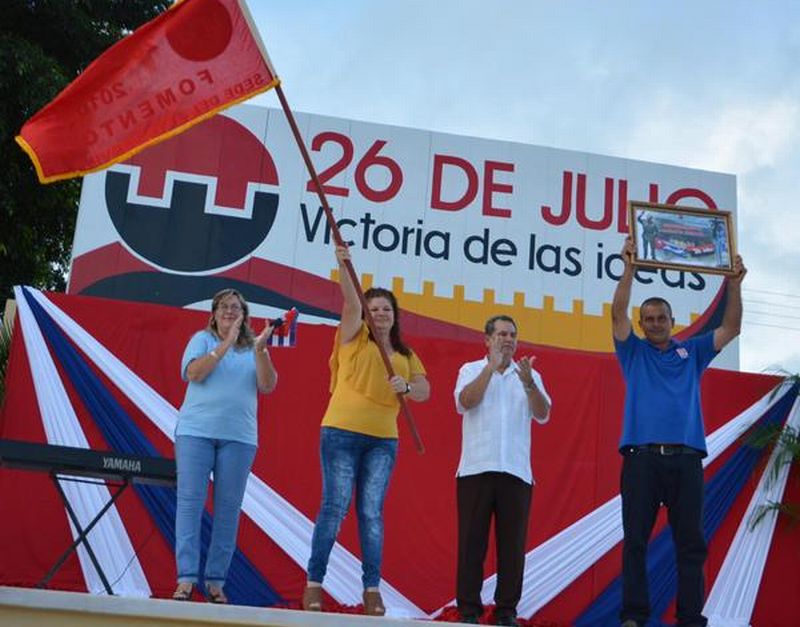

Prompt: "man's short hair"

[639,297,673,318]
[484,314,517,336]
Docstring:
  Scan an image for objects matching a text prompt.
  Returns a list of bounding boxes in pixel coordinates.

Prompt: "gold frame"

[628,201,736,275]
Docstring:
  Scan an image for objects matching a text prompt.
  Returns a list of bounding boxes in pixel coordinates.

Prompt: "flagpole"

[273,84,425,454]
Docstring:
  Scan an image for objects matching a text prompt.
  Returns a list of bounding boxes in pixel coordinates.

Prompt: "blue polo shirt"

[614,330,718,455]
[175,330,259,446]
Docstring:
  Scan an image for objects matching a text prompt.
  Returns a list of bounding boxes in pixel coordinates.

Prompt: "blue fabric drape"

[575,385,797,627]
[23,288,282,606]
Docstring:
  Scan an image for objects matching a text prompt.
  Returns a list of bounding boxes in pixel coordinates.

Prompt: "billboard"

[69,103,738,366]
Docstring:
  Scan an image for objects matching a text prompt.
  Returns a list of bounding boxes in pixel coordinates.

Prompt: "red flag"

[15,0,279,184]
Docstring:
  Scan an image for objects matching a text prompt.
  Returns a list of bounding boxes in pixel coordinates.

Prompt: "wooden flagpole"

[274,84,425,454]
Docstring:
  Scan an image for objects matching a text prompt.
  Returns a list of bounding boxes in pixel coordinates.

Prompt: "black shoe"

[494,616,519,626]
[459,615,480,624]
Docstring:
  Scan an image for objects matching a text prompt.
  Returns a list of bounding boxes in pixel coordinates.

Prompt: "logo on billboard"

[105,114,279,272]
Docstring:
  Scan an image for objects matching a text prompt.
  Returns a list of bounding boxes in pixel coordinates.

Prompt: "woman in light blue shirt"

[172,289,277,603]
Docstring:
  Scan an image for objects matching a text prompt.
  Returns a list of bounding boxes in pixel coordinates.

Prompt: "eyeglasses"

[217,304,243,313]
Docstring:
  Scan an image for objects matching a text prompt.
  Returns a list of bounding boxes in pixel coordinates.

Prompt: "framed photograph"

[628,201,736,275]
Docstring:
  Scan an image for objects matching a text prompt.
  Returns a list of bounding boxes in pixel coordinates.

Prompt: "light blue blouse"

[175,330,259,446]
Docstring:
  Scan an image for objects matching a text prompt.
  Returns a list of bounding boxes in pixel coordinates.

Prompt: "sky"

[244,0,800,375]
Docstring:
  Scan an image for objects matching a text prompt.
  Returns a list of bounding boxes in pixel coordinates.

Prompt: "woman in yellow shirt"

[303,245,430,616]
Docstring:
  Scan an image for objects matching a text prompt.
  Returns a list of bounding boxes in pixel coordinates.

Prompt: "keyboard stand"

[37,472,132,595]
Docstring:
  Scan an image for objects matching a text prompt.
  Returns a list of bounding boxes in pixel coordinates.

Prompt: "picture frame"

[628,201,736,275]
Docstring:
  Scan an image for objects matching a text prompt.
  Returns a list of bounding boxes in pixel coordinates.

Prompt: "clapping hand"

[254,320,275,352]
[515,355,537,390]
[224,313,244,345]
[487,334,506,371]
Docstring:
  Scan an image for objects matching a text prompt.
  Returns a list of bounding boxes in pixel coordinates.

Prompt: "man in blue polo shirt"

[611,236,746,627]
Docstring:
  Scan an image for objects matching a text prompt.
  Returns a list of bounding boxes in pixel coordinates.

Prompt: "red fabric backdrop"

[0,292,796,625]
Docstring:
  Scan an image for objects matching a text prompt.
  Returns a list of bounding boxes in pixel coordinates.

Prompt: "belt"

[625,444,699,456]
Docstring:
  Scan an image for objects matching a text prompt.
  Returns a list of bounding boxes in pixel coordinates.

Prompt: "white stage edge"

[0,586,468,627]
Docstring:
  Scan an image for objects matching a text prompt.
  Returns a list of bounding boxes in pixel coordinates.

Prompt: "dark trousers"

[620,449,708,627]
[456,472,532,620]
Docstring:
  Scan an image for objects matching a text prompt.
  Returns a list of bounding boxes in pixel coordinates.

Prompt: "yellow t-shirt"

[321,323,426,438]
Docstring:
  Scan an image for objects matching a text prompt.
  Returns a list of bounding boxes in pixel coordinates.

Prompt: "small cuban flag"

[266,307,298,347]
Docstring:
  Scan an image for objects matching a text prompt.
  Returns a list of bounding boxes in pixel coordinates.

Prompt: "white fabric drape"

[29,288,425,616]
[14,287,150,597]
[704,393,800,627]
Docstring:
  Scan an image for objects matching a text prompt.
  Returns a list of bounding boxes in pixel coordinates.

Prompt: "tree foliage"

[748,377,800,529]
[0,0,170,304]
[0,318,11,404]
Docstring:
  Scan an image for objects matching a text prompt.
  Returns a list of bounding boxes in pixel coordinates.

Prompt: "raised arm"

[713,255,747,351]
[335,245,363,344]
[611,236,635,341]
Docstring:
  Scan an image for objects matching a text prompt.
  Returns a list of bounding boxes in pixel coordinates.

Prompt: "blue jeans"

[307,427,398,588]
[175,436,256,586]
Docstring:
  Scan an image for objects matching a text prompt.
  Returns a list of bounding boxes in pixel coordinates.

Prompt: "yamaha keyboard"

[0,438,176,594]
[0,438,175,485]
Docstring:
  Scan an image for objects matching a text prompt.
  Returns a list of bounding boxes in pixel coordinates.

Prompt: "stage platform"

[0,586,462,627]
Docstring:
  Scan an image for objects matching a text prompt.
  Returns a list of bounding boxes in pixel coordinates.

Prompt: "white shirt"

[454,357,551,485]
